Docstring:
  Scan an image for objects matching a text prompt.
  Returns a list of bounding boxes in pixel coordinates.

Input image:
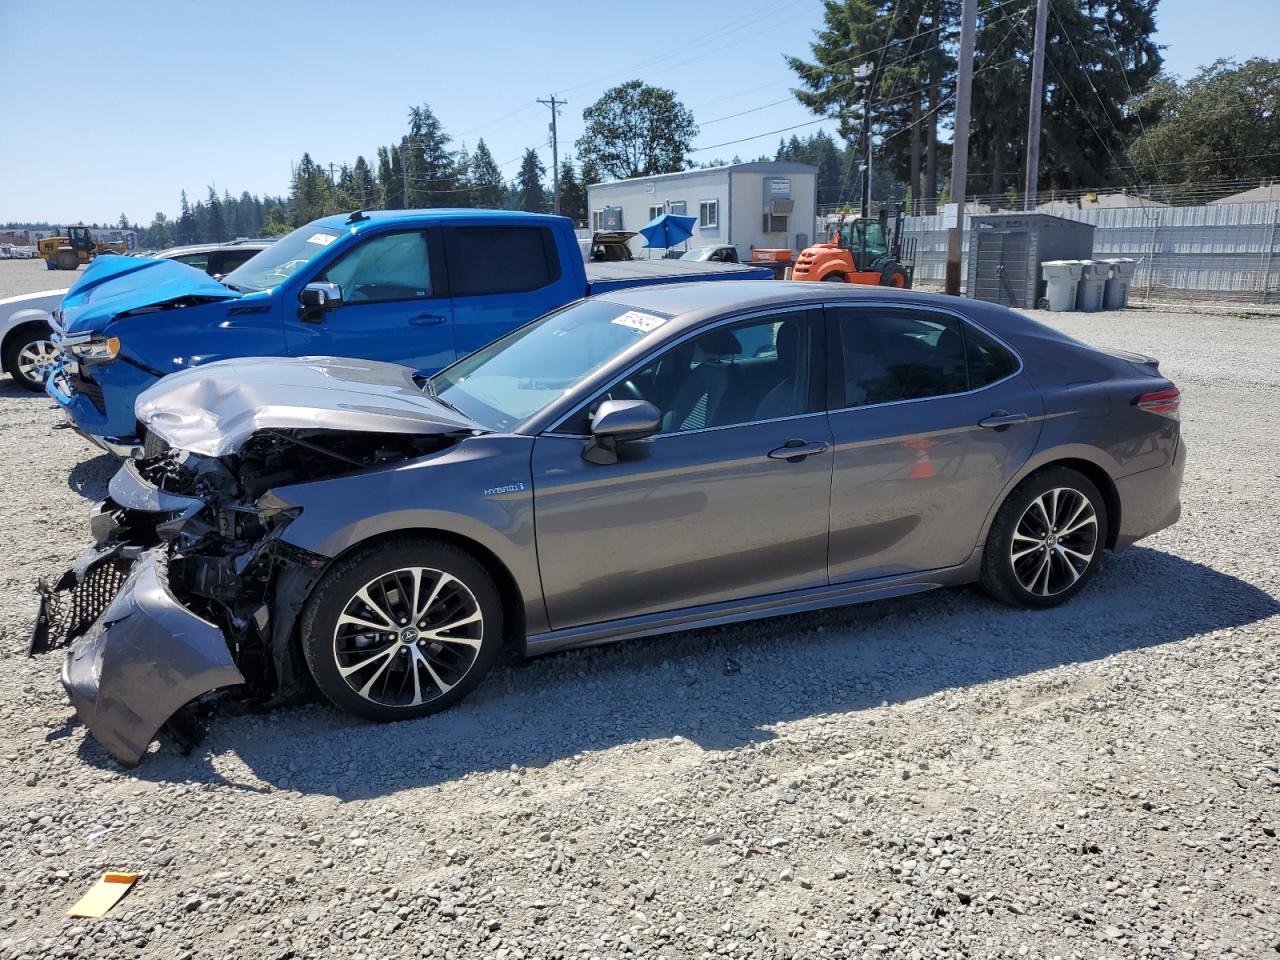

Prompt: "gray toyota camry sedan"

[36,282,1184,764]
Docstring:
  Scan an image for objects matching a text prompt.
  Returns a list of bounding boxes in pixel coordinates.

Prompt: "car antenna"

[345,210,370,224]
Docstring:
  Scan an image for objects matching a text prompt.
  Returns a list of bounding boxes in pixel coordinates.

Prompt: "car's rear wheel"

[300,539,503,721]
[980,467,1107,608]
[3,327,59,392]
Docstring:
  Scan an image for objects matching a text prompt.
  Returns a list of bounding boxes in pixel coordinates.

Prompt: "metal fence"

[898,201,1280,304]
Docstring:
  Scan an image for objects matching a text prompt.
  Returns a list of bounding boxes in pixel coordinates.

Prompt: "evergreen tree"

[376,146,402,210]
[557,158,587,224]
[516,148,548,212]
[177,191,195,245]
[468,139,507,209]
[403,103,455,207]
[206,187,225,242]
[350,156,377,209]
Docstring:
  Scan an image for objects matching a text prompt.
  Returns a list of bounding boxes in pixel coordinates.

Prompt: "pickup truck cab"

[48,209,770,455]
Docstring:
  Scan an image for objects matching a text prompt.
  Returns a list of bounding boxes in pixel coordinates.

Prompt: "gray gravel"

[0,296,1277,959]
[0,259,71,299]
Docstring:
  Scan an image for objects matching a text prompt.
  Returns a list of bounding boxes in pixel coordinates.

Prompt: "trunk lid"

[137,356,480,457]
[58,256,241,335]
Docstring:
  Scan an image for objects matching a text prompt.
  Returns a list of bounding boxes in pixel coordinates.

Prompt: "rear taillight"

[1136,387,1180,420]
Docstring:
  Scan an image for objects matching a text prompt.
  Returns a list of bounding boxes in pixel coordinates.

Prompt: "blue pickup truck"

[48,209,770,455]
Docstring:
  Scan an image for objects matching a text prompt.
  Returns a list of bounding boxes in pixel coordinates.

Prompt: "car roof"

[155,241,271,257]
[312,209,573,231]
[591,280,984,323]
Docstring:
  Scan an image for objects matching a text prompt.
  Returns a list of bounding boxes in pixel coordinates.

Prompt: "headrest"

[696,328,742,357]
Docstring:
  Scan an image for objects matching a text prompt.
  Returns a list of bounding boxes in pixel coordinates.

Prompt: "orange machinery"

[791,205,914,287]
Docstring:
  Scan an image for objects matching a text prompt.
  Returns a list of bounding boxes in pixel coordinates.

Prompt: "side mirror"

[299,281,343,321]
[583,399,662,465]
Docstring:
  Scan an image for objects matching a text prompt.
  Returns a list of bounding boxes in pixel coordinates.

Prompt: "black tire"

[300,538,504,722]
[879,262,907,287]
[141,429,169,458]
[980,466,1108,609]
[3,325,58,392]
[822,273,847,282]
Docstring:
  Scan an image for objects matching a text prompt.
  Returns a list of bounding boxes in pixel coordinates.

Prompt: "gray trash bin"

[1040,260,1084,311]
[1102,257,1138,310]
[1075,260,1107,312]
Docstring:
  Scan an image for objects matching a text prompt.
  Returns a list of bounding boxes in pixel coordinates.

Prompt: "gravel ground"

[0,259,72,299]
[0,291,1276,959]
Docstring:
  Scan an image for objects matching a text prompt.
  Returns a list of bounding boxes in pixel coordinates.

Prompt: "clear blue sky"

[1,0,1275,225]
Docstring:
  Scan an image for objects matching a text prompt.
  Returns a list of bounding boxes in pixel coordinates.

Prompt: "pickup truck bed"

[586,259,772,294]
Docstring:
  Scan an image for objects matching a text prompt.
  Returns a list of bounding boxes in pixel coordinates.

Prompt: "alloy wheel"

[1009,487,1098,597]
[332,567,484,708]
[16,338,59,385]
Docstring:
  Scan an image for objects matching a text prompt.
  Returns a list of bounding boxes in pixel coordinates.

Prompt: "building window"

[668,200,687,216]
[591,210,604,231]
[699,200,718,228]
[648,204,665,222]
[762,213,789,233]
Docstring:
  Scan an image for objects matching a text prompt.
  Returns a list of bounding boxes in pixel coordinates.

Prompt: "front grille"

[39,558,131,646]
[72,370,106,414]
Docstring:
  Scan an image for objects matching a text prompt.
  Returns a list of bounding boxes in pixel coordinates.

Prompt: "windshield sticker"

[611,310,667,333]
[306,233,337,247]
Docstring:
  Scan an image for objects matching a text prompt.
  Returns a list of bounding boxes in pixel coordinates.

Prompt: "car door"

[825,303,1043,583]
[284,228,456,374]
[442,225,577,358]
[532,309,833,631]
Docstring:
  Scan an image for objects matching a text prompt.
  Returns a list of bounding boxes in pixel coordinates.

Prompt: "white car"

[1,288,64,391]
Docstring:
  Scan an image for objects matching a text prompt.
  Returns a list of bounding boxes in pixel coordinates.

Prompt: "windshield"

[222,223,344,291]
[431,299,671,431]
[679,248,711,261]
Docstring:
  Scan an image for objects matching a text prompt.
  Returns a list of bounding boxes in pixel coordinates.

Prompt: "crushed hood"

[58,256,241,334]
[136,356,480,457]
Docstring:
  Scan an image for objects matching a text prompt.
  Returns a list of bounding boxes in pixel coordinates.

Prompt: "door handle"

[409,314,448,326]
[978,410,1028,429]
[768,439,829,462]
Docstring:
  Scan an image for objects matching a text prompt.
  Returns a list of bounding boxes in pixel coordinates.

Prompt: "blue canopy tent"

[638,213,697,254]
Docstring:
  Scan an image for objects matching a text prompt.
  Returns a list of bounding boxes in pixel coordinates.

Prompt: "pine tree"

[351,156,377,209]
[376,147,402,210]
[469,139,506,209]
[516,149,548,212]
[403,103,455,207]
[557,159,587,224]
[177,191,195,245]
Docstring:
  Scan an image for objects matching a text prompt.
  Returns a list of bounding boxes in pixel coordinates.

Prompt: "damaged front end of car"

[31,427,461,765]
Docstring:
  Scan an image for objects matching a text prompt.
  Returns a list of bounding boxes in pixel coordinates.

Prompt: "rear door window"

[833,307,968,408]
[443,227,560,296]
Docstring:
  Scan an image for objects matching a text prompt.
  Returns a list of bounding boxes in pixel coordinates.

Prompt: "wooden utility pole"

[1024,0,1050,209]
[537,95,566,216]
[944,0,977,296]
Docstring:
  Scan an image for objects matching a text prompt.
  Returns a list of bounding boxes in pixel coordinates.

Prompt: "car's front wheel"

[980,467,1107,608]
[3,326,59,392]
[300,539,504,721]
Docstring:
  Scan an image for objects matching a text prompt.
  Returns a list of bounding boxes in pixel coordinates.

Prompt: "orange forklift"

[791,205,914,287]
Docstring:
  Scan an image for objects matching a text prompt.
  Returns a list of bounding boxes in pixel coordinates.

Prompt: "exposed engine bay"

[31,428,461,765]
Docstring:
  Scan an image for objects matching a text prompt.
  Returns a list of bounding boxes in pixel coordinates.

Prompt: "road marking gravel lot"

[0,264,1276,958]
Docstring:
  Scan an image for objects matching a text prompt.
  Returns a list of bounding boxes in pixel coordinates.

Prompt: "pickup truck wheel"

[3,327,59,392]
[300,538,504,722]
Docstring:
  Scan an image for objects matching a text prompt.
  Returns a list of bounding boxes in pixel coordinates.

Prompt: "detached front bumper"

[57,546,245,766]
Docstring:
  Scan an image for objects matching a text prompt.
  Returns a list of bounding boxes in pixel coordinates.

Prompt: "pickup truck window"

[443,227,560,297]
[223,224,344,292]
[321,230,432,304]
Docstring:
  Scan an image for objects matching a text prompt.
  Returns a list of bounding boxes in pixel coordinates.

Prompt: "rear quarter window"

[444,227,561,297]
[965,323,1020,387]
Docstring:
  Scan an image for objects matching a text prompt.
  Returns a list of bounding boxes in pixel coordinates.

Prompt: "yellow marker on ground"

[67,872,141,918]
